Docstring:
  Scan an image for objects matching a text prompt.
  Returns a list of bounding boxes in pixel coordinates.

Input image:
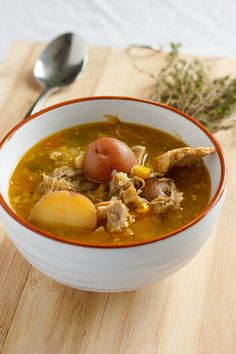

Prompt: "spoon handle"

[24,87,56,119]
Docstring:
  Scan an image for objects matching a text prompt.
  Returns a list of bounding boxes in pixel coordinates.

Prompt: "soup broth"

[9,121,212,245]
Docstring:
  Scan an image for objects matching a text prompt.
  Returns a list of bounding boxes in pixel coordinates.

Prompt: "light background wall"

[0,0,235,58]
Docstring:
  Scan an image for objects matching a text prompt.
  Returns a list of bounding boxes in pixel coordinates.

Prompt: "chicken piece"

[131,145,147,165]
[147,178,183,215]
[39,166,79,194]
[110,171,145,205]
[39,174,77,193]
[96,200,134,232]
[52,166,78,179]
[154,146,215,174]
[122,185,140,204]
[132,176,145,190]
[94,226,105,233]
[39,165,97,194]
[110,171,130,194]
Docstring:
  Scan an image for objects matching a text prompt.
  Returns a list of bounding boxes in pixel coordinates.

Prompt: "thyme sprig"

[151,43,236,132]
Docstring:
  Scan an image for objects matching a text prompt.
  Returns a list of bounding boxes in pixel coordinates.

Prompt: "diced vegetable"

[131,165,151,180]
[50,151,62,160]
[136,202,150,214]
[74,152,85,169]
[28,191,97,230]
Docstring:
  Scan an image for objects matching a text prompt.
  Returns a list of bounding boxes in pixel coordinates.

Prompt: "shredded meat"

[39,165,97,194]
[149,178,183,215]
[39,174,77,193]
[96,200,134,232]
[110,171,145,205]
[122,185,140,204]
[94,226,105,233]
[52,166,78,179]
[131,145,147,165]
[154,146,215,174]
[132,176,145,190]
[110,171,130,193]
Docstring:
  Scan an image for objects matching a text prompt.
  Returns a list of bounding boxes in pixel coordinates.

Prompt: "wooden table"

[0,41,235,354]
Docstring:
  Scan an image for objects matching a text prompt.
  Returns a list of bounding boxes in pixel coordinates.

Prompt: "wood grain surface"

[0,41,235,354]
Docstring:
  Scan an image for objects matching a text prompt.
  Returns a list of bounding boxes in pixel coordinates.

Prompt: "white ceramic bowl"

[0,97,227,292]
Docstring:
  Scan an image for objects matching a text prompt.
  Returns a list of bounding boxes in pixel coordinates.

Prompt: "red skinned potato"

[83,137,137,183]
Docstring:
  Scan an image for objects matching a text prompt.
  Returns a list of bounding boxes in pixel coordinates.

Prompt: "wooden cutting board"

[0,41,235,354]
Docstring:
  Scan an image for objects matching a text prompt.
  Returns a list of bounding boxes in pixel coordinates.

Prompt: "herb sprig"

[151,43,236,132]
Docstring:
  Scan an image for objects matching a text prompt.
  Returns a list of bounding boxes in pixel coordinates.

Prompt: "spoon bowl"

[25,33,87,118]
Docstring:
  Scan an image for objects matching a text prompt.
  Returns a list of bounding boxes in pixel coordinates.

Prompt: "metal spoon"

[24,32,87,119]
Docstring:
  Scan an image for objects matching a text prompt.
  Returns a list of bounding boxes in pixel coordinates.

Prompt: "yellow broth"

[8,121,211,245]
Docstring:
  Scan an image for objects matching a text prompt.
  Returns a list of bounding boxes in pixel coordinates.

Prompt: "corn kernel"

[136,202,150,214]
[131,165,151,180]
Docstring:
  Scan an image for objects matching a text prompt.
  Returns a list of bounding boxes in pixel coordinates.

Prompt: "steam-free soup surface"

[9,121,211,245]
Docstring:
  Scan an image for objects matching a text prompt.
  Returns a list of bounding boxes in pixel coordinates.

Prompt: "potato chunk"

[29,191,97,230]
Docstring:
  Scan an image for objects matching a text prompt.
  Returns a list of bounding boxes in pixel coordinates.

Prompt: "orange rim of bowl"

[0,96,227,249]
